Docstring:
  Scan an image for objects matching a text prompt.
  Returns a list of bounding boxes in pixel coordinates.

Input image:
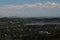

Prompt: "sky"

[0,0,60,17]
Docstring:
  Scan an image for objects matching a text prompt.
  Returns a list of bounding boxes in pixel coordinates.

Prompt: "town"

[0,17,60,40]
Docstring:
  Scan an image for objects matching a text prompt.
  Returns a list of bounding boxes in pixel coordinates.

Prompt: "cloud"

[0,2,60,17]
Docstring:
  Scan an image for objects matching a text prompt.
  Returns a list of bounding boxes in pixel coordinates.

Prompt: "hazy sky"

[0,0,60,17]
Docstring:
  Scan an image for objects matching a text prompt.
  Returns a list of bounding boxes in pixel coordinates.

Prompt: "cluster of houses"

[0,18,60,40]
